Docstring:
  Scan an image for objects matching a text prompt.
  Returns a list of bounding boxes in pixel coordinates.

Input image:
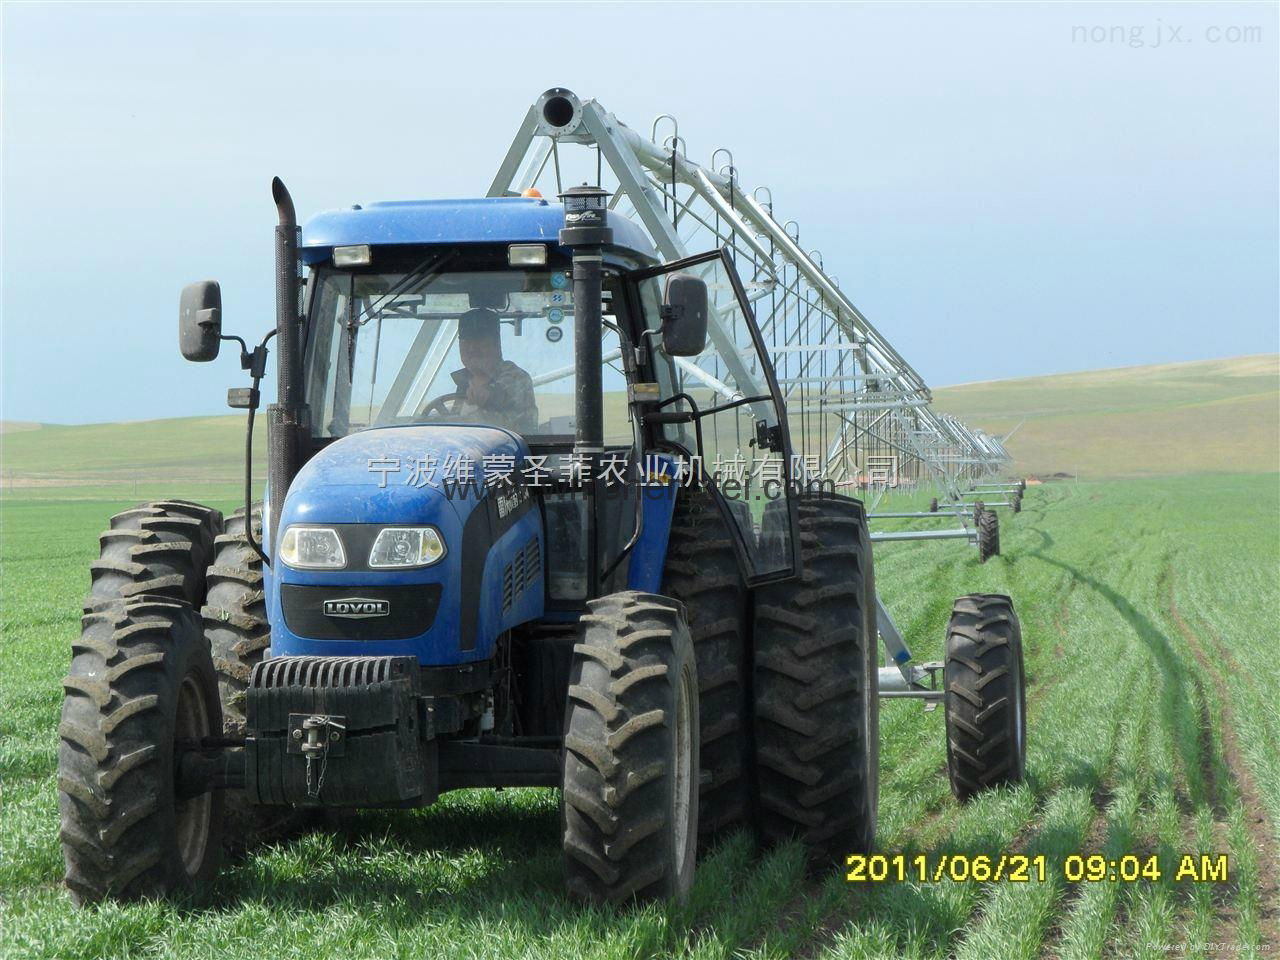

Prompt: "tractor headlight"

[368,527,446,569]
[279,526,347,569]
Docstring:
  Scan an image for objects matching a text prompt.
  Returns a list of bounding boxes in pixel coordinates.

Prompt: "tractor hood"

[281,423,528,527]
[267,423,543,667]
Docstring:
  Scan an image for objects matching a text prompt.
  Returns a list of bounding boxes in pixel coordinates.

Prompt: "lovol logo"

[323,597,390,619]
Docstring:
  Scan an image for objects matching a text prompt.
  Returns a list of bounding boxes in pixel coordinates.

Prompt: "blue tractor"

[59,179,892,906]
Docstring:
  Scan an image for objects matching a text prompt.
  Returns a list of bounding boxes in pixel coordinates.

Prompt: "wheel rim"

[1012,648,1026,772]
[672,664,695,868]
[174,673,212,877]
[861,640,877,832]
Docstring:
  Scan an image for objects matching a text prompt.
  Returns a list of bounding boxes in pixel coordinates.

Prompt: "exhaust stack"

[266,177,308,553]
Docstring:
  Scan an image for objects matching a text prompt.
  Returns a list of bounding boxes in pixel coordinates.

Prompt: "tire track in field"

[1037,674,1146,960]
[1166,580,1280,957]
[1018,532,1193,960]
[1093,562,1238,960]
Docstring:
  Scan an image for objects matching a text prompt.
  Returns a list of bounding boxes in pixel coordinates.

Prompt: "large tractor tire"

[59,597,223,904]
[88,501,223,611]
[662,492,750,843]
[976,506,1000,562]
[203,505,268,735]
[562,592,699,904]
[201,504,299,844]
[1011,493,1022,514]
[943,594,1027,800]
[751,495,879,860]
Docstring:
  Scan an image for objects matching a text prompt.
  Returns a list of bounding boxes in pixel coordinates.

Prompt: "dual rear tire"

[751,495,879,859]
[661,494,750,844]
[566,492,883,904]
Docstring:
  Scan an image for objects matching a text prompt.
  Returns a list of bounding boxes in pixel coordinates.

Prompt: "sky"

[2,1,1277,425]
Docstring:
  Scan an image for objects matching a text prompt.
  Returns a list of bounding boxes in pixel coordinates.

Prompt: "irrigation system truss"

[488,88,1027,697]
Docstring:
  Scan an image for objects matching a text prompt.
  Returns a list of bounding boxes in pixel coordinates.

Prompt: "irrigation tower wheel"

[976,506,1000,562]
[942,594,1027,800]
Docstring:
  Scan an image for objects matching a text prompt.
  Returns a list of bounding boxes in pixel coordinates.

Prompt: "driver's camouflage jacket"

[454,360,539,435]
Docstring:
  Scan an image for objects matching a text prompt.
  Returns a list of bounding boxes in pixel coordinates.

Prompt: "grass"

[2,473,1278,958]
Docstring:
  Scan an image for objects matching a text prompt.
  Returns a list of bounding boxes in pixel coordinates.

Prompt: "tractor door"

[631,249,800,585]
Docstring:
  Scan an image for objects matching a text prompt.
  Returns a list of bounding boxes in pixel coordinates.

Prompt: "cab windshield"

[304,249,631,442]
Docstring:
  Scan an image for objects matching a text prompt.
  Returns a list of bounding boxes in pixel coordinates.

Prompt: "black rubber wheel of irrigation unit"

[929,497,939,513]
[1011,493,1023,514]
[562,591,699,904]
[201,504,302,844]
[662,492,750,845]
[975,503,1000,563]
[59,596,224,904]
[87,501,223,612]
[751,494,879,861]
[943,594,1027,800]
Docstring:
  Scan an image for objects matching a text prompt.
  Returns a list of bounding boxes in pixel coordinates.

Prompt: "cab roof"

[300,197,658,266]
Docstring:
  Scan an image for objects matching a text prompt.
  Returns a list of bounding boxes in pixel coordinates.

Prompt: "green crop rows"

[2,475,1277,959]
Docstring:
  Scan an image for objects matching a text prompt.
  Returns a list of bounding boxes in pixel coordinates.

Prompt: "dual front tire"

[562,592,699,903]
[60,597,223,903]
[61,500,285,905]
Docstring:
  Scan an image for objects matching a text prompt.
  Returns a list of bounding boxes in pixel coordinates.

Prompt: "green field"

[3,474,1278,959]
[3,356,1278,957]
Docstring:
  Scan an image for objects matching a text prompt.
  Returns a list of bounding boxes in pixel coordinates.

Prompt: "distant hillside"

[934,355,1278,478]
[2,355,1275,496]
[2,416,262,491]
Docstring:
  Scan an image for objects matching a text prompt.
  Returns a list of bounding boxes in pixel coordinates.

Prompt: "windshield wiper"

[354,251,455,327]
[344,251,455,381]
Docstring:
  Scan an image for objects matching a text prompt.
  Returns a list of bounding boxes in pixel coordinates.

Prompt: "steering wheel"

[421,392,465,420]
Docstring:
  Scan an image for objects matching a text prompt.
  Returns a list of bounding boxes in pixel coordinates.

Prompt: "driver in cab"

[448,308,538,435]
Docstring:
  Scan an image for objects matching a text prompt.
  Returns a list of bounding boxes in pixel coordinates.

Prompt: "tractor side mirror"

[660,274,708,357]
[179,281,223,362]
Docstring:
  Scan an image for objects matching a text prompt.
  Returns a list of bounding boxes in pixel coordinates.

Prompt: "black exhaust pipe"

[266,177,307,554]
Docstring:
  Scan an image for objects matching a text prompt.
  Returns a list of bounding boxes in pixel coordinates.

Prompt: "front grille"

[281,583,442,641]
[252,655,414,689]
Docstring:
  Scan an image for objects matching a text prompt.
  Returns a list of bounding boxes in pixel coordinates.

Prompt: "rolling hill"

[2,354,1275,496]
[933,354,1278,479]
